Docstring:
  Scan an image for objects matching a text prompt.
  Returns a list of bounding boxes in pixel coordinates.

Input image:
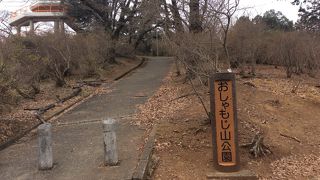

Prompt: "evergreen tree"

[293,0,320,32]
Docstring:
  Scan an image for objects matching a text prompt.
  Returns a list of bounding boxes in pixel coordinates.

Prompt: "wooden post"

[210,73,240,172]
[54,20,59,33]
[16,25,21,36]
[38,123,53,170]
[29,20,34,34]
[103,119,119,166]
[59,20,65,34]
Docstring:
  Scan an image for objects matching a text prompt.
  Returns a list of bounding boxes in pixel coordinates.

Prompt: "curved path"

[0,57,172,180]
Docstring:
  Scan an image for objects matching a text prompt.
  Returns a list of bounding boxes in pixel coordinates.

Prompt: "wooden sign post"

[210,73,240,172]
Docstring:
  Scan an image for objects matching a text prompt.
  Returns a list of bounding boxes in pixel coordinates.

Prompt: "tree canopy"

[253,10,293,31]
[66,0,159,39]
[293,0,320,32]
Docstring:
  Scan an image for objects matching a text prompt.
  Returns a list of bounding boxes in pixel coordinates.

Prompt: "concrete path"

[0,57,172,180]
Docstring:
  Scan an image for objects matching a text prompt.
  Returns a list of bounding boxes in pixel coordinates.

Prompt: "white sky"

[0,0,300,22]
[237,0,300,22]
[0,0,30,11]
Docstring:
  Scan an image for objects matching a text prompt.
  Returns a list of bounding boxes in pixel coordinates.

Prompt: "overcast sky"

[238,0,300,22]
[0,0,300,22]
[0,0,30,11]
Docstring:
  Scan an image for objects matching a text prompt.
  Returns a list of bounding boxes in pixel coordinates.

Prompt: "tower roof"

[8,0,68,26]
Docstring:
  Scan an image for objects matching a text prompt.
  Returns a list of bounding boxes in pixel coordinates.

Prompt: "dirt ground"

[133,65,320,179]
[0,57,140,145]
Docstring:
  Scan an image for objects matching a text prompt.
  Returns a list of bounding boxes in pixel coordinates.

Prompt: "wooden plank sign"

[210,73,240,172]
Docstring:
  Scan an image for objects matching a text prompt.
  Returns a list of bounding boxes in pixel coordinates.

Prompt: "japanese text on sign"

[214,80,236,166]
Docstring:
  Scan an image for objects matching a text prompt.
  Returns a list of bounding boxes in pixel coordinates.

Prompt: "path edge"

[132,127,157,180]
[114,57,146,81]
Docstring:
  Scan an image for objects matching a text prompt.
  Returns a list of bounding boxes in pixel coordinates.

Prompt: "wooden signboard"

[210,73,240,172]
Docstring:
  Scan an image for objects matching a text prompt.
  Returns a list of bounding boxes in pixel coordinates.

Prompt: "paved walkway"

[0,57,172,180]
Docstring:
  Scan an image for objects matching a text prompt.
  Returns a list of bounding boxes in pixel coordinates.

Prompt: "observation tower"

[8,0,68,35]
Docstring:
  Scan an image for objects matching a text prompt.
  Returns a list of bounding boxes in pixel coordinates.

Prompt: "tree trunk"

[55,76,66,87]
[189,0,202,33]
[106,44,116,65]
[171,0,184,32]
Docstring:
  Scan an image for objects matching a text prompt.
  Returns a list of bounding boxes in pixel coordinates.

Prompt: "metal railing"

[31,5,66,13]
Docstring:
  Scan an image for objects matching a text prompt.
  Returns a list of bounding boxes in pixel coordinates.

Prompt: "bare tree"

[67,0,141,63]
[208,0,240,70]
[0,11,13,39]
[189,0,203,33]
[229,16,265,75]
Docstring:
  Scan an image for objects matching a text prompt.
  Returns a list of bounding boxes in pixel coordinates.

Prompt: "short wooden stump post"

[103,119,119,166]
[38,123,53,170]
